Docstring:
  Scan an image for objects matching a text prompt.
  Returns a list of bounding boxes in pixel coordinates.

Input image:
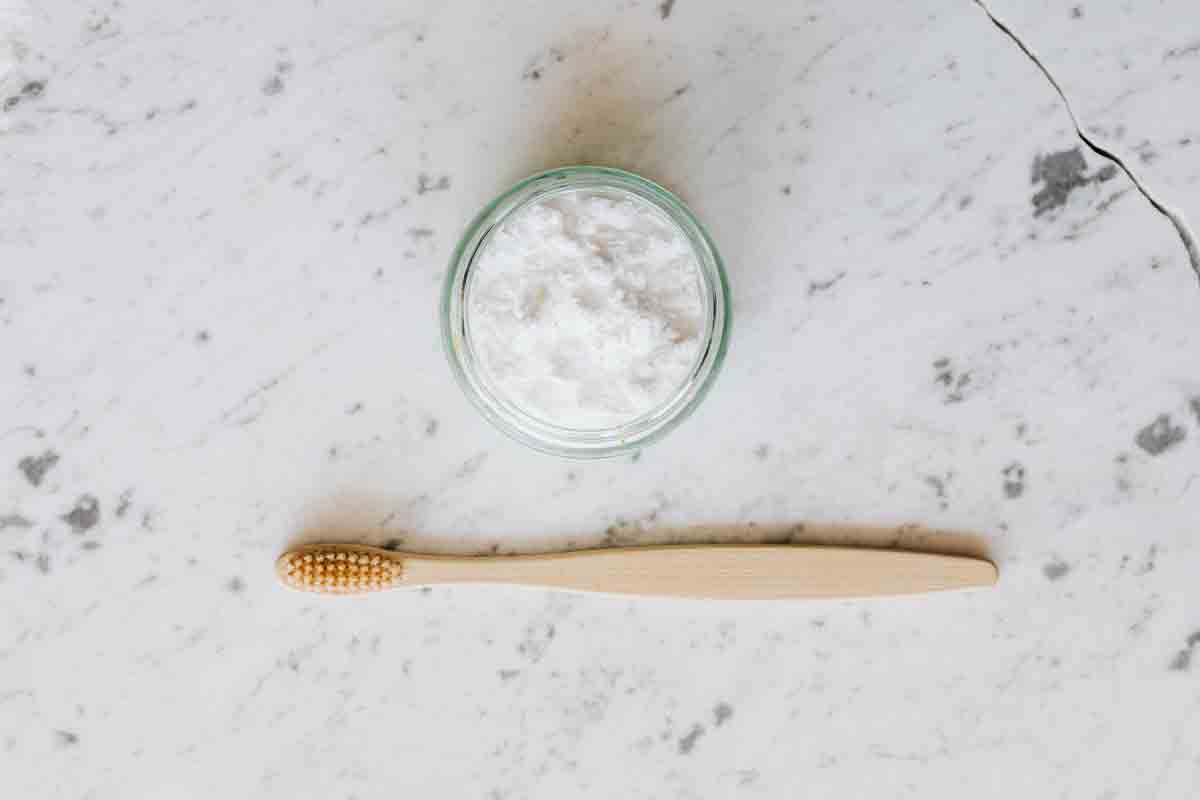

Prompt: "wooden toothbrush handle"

[403,545,996,599]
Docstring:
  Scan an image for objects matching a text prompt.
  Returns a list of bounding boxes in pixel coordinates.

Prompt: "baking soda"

[466,189,704,429]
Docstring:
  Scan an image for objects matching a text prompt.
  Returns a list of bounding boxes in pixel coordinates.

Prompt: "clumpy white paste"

[466,188,704,429]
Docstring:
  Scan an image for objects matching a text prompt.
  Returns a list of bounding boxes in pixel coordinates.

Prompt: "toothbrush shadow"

[288,520,993,564]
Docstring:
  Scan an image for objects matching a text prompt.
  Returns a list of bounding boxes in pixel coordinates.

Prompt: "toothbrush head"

[277,546,404,595]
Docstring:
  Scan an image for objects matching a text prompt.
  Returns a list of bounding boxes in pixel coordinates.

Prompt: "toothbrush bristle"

[281,548,403,594]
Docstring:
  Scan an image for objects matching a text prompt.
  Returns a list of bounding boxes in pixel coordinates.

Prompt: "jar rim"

[441,166,731,459]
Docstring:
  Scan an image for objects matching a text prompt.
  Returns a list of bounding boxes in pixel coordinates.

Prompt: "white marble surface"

[3,0,1199,797]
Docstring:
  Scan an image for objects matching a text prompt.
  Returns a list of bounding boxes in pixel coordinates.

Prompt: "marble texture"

[2,0,1199,797]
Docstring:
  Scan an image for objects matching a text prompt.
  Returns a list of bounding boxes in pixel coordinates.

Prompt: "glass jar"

[441,166,730,458]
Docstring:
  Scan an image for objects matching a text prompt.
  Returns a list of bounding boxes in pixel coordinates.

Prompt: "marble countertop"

[3,1,1199,797]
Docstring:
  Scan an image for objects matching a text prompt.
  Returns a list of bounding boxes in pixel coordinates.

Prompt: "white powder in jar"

[466,188,705,429]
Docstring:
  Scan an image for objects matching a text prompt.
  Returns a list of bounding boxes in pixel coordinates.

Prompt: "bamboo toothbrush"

[276,543,996,600]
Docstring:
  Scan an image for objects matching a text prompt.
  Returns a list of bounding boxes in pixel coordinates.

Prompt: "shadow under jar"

[442,166,730,458]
